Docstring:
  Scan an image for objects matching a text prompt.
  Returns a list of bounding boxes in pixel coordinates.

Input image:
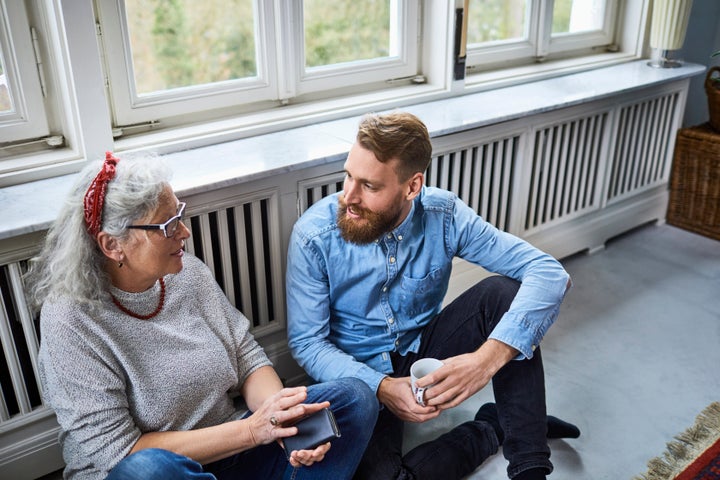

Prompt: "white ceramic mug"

[410,358,443,406]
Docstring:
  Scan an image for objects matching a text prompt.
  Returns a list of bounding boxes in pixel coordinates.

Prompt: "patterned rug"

[634,402,720,480]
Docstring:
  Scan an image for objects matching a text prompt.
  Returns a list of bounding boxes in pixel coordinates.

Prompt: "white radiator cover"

[0,80,687,479]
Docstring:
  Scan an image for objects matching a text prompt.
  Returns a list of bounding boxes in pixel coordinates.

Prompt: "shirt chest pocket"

[397,267,448,318]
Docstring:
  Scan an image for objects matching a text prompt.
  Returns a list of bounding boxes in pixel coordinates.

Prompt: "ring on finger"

[270,415,280,427]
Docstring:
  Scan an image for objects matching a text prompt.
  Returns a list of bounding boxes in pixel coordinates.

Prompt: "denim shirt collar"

[375,197,415,245]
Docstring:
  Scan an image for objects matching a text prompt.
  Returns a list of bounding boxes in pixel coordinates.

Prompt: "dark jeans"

[353,276,552,480]
[107,378,378,480]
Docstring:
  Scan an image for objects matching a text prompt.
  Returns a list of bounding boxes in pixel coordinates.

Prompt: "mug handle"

[415,386,427,406]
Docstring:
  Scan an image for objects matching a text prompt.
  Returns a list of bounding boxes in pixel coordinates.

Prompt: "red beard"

[337,196,403,244]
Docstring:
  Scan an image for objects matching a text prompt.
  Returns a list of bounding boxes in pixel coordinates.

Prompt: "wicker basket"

[666,124,720,241]
[706,66,720,133]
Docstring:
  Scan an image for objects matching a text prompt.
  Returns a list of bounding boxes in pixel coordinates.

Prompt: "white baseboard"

[0,424,63,480]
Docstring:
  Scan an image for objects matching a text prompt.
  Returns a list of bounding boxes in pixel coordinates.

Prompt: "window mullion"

[534,0,553,59]
[273,0,299,102]
[59,0,114,158]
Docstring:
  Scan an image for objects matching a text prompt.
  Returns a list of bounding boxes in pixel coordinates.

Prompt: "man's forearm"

[475,339,518,376]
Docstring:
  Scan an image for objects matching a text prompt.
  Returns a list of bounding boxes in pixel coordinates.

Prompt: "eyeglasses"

[127,202,186,238]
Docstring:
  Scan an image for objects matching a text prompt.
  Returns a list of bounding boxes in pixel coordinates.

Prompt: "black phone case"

[283,407,341,454]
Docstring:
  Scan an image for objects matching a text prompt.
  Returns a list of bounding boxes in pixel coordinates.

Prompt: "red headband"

[83,152,119,238]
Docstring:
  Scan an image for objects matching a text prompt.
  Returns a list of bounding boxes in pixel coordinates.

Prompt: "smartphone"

[283,407,341,454]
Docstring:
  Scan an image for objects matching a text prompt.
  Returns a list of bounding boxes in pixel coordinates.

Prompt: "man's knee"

[474,275,521,319]
[477,275,520,298]
[315,377,379,419]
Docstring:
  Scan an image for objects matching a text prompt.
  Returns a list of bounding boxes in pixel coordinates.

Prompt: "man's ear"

[406,172,424,200]
[96,232,123,263]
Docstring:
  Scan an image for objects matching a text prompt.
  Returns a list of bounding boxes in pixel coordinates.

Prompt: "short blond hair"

[356,112,432,181]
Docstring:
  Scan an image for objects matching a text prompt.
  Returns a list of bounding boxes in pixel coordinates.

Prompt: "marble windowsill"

[0,60,706,241]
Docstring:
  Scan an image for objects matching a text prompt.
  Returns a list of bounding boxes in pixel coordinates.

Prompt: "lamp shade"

[649,0,693,50]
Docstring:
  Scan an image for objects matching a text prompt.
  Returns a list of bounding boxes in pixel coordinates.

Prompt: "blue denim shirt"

[286,187,570,393]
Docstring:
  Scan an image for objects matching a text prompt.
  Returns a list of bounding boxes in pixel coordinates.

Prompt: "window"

[96,0,276,129]
[464,0,618,72]
[290,0,418,97]
[0,1,647,185]
[0,1,49,145]
[96,0,418,133]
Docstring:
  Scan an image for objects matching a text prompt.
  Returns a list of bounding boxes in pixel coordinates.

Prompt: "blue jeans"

[106,377,378,480]
[354,276,552,480]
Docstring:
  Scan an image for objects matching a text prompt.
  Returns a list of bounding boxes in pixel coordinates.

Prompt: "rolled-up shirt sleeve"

[451,198,571,359]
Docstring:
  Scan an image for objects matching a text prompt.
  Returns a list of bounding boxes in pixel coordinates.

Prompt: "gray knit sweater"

[38,253,272,479]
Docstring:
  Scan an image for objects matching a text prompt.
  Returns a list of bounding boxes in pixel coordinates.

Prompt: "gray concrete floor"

[404,222,720,479]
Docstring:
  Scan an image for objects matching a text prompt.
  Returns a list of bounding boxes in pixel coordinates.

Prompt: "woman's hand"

[245,386,333,466]
[286,441,331,468]
[245,387,309,445]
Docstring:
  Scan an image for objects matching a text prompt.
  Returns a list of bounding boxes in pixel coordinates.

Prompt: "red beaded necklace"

[111,278,166,320]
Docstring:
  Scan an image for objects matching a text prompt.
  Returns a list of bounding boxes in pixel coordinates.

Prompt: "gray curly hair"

[25,154,172,313]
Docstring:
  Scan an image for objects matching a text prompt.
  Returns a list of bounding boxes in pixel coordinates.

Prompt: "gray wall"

[679,0,720,127]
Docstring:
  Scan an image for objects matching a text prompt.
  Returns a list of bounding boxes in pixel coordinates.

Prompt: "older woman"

[25,153,378,480]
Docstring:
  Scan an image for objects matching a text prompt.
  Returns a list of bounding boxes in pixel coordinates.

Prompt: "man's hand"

[376,376,442,423]
[417,340,518,410]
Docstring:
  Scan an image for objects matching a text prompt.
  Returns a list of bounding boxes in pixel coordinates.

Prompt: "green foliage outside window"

[151,0,193,89]
[466,0,576,45]
[126,0,256,95]
[126,0,392,94]
[552,0,573,34]
[466,0,527,45]
[304,0,390,68]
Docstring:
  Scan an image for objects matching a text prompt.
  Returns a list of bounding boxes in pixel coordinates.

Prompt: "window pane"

[0,48,13,114]
[552,0,606,35]
[466,0,529,46]
[303,0,392,69]
[124,0,256,95]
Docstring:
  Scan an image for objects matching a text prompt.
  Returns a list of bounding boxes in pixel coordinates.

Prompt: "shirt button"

[382,287,387,292]
[388,318,394,324]
[398,235,403,241]
[531,345,537,351]
[395,340,399,346]
[387,234,392,239]
[389,256,396,263]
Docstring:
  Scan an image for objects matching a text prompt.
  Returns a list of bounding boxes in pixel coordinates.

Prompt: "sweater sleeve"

[38,301,140,476]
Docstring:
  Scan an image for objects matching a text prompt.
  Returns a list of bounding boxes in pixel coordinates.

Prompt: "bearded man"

[286,112,580,480]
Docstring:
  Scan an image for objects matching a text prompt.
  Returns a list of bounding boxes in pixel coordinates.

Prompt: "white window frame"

[465,0,618,68]
[541,0,618,57]
[95,0,279,127]
[278,0,420,99]
[98,0,420,129]
[0,0,652,187]
[0,0,49,143]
